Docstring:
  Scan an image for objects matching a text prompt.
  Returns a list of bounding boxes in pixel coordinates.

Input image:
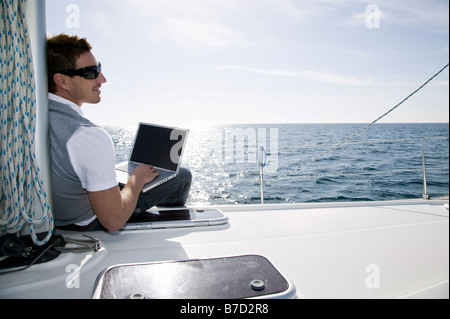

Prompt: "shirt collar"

[48,93,85,117]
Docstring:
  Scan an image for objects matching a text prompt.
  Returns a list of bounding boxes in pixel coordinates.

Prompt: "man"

[47,34,191,232]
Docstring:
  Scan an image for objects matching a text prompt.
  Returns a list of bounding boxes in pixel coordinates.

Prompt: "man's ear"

[53,73,69,90]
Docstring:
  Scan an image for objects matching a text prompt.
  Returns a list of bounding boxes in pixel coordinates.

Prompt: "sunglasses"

[57,62,102,79]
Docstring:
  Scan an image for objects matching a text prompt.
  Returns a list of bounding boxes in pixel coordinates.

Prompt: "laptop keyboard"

[116,161,139,172]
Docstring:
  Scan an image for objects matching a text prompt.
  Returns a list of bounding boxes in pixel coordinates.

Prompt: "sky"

[46,0,449,127]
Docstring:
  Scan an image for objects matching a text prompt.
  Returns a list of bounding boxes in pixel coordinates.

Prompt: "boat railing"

[254,135,449,204]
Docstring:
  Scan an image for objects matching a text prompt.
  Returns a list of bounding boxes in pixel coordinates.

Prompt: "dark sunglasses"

[57,62,102,79]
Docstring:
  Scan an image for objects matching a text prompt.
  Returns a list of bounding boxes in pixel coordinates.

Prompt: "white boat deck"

[0,199,448,299]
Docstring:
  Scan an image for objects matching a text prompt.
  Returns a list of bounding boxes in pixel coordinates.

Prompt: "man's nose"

[98,72,107,83]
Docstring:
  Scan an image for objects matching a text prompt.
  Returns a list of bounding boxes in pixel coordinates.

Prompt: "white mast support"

[258,147,266,205]
[421,139,430,200]
[24,0,53,237]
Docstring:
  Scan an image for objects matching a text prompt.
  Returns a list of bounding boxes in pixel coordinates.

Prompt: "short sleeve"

[67,126,118,192]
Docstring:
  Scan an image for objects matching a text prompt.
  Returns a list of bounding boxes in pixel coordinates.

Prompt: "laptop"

[115,123,189,192]
[121,207,229,230]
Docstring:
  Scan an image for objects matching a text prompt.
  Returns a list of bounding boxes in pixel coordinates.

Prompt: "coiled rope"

[0,0,53,246]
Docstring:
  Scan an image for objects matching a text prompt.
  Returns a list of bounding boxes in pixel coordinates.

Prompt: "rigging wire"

[238,62,449,201]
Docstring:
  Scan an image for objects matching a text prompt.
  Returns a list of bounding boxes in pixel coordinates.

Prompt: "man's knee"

[178,167,192,184]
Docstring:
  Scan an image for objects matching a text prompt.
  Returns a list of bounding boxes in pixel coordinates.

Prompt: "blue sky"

[46,0,449,127]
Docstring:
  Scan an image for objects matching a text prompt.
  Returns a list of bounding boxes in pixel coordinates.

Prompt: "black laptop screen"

[130,124,188,171]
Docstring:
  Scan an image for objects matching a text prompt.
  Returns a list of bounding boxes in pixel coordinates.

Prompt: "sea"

[105,123,449,206]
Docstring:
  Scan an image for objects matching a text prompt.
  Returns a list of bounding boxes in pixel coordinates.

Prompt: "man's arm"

[88,164,159,232]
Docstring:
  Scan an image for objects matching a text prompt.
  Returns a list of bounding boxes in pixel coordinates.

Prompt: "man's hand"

[130,164,160,187]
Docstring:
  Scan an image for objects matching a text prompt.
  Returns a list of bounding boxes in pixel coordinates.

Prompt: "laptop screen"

[130,124,188,172]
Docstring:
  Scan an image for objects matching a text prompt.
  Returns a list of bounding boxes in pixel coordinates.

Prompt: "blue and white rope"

[1,0,53,246]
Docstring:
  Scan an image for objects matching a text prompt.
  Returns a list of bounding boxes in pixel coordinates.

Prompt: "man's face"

[61,51,107,106]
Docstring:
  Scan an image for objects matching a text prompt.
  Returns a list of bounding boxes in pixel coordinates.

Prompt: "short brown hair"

[47,34,92,93]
